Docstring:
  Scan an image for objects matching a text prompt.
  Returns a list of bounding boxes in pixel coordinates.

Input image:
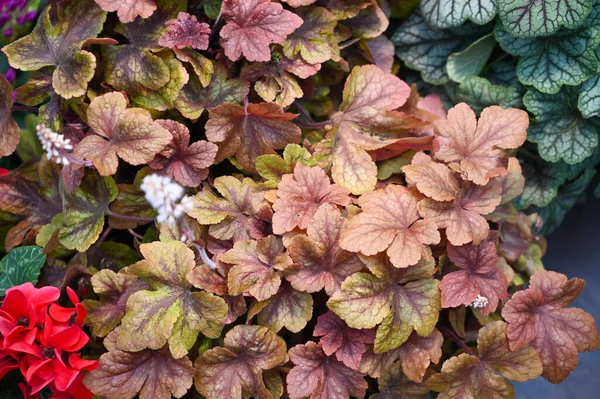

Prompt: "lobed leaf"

[148,120,218,187]
[502,270,600,382]
[219,0,303,62]
[440,240,508,316]
[195,325,287,399]
[272,164,350,235]
[0,75,19,157]
[74,92,173,176]
[186,176,272,242]
[118,241,228,358]
[287,341,368,399]
[286,204,363,295]
[340,184,440,268]
[2,0,106,98]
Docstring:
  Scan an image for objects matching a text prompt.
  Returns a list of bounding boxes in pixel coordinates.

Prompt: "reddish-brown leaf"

[287,341,368,399]
[272,164,350,235]
[404,154,502,246]
[221,235,292,301]
[206,102,301,172]
[83,269,150,338]
[220,0,303,62]
[433,103,528,185]
[428,321,542,398]
[325,65,425,194]
[84,329,195,399]
[359,330,443,383]
[73,92,173,176]
[159,12,210,50]
[0,75,19,157]
[340,184,440,268]
[148,119,217,187]
[195,325,287,399]
[286,204,363,295]
[187,176,272,242]
[502,270,600,383]
[314,311,375,370]
[440,240,508,316]
[249,281,313,333]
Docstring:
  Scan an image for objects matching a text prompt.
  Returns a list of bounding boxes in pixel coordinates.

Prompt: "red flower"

[0,283,96,398]
[0,283,60,334]
[0,168,9,177]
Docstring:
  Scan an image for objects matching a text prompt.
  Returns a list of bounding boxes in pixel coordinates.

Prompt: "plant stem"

[98,226,112,245]
[439,325,476,356]
[127,228,144,240]
[12,105,38,112]
[63,152,93,167]
[339,37,360,50]
[107,211,155,223]
[296,120,331,130]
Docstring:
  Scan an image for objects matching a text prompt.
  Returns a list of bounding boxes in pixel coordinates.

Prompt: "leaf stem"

[12,105,38,112]
[339,37,360,50]
[97,226,113,245]
[107,211,155,223]
[127,228,144,240]
[439,325,476,356]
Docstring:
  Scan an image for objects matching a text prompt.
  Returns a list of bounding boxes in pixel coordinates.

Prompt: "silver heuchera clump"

[140,174,193,225]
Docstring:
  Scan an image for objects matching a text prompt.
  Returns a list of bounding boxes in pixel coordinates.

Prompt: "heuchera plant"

[0,0,598,398]
[393,0,600,234]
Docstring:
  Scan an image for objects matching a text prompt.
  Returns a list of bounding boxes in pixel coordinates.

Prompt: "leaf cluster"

[0,1,598,398]
[393,0,600,233]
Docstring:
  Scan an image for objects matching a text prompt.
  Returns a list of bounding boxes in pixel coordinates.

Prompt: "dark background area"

[515,197,600,398]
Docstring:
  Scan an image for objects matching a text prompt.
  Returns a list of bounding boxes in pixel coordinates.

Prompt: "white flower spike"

[140,174,193,225]
[36,124,73,165]
[471,295,489,309]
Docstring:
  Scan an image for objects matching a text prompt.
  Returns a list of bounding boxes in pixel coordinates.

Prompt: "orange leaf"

[272,164,350,235]
[340,184,439,268]
[433,103,528,185]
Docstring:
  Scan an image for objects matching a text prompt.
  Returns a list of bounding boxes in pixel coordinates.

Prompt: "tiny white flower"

[471,295,489,309]
[36,124,73,165]
[141,174,192,226]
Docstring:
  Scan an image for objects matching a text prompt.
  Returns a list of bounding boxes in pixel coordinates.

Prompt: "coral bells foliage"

[0,283,97,398]
[0,0,598,398]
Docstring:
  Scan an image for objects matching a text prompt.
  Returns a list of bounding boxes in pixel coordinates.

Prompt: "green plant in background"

[0,245,45,295]
[393,0,600,233]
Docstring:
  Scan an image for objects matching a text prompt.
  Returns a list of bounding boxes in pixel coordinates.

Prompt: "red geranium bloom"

[0,344,19,380]
[0,283,60,334]
[0,283,96,398]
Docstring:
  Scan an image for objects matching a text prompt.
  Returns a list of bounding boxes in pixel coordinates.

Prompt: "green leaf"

[533,168,596,234]
[0,246,46,296]
[498,0,592,37]
[255,144,316,188]
[1,0,106,99]
[103,0,185,97]
[447,33,497,83]
[16,114,43,163]
[524,87,600,164]
[204,0,223,19]
[578,74,600,117]
[392,12,491,84]
[175,63,249,119]
[421,0,497,29]
[458,75,524,113]
[495,16,600,94]
[118,241,228,358]
[58,172,118,252]
[515,152,568,209]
